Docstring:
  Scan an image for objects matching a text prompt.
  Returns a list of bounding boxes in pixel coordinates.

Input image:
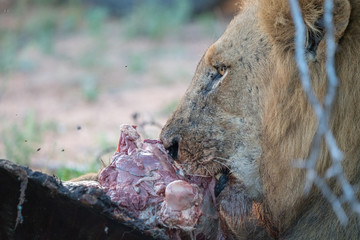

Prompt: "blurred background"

[0,0,237,180]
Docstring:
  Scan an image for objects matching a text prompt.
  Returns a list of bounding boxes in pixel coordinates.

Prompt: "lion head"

[161,0,360,238]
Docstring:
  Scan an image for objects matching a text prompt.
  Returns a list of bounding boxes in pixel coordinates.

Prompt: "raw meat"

[98,125,220,239]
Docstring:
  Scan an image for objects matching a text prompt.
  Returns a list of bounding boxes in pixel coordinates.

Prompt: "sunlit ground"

[0,1,232,179]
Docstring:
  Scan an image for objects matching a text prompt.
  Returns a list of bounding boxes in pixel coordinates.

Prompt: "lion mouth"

[164,139,230,197]
[214,169,230,197]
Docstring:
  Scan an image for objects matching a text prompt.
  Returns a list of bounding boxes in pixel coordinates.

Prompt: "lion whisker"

[202,165,212,176]
[214,156,230,162]
[213,158,231,170]
[174,161,209,177]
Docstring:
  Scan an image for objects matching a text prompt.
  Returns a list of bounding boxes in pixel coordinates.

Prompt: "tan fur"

[70,172,99,182]
[161,0,360,239]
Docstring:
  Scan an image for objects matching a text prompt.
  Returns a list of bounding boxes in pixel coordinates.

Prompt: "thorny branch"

[289,0,360,225]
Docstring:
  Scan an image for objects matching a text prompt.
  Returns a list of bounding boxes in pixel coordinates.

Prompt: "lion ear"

[309,0,351,60]
[259,0,351,59]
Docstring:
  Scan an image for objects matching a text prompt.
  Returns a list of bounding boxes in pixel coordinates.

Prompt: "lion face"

[161,0,355,238]
[161,1,268,201]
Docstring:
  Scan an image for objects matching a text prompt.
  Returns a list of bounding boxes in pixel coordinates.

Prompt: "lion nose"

[166,140,179,160]
[160,124,180,160]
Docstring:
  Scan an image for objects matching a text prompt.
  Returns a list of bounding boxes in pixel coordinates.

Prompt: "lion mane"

[259,0,360,238]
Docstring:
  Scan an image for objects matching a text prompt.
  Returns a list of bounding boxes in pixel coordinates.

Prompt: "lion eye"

[218,66,227,76]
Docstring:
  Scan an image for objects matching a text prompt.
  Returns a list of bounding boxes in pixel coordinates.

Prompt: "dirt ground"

[0,5,231,175]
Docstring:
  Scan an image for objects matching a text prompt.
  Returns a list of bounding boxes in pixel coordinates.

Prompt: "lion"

[160,0,360,239]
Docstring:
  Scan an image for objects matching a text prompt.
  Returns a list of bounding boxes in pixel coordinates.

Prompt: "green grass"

[79,75,100,102]
[54,133,118,181]
[128,54,147,74]
[85,7,108,35]
[124,0,191,39]
[0,1,109,74]
[2,112,44,166]
[1,111,59,166]
[55,165,100,181]
[23,10,58,53]
[55,167,89,181]
[0,33,18,73]
[55,155,103,181]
